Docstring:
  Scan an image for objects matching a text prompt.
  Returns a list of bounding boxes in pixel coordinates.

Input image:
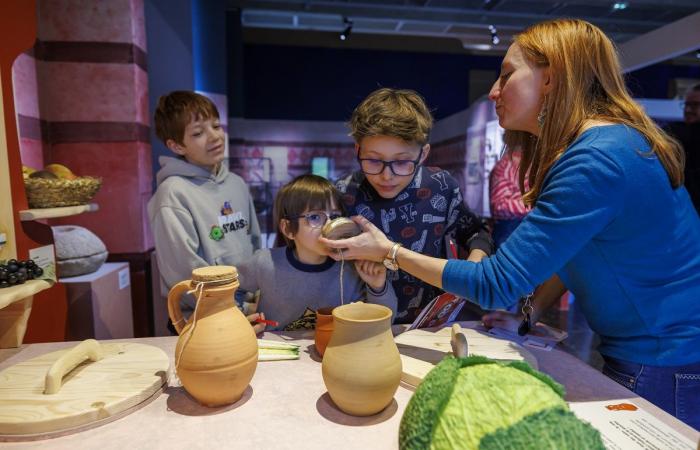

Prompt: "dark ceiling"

[230,0,700,57]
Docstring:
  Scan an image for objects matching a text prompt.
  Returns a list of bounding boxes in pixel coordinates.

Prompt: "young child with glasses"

[335,88,493,323]
[235,174,397,330]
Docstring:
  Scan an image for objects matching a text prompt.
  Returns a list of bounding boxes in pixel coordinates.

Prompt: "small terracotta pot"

[314,307,335,357]
[322,303,401,416]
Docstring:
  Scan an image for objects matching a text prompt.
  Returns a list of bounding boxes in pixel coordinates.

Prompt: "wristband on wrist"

[467,231,495,255]
[382,242,402,271]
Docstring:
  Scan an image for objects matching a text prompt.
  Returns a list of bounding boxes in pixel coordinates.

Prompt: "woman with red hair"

[323,19,700,428]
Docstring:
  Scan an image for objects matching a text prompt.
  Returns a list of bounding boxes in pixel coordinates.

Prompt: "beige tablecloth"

[0,322,697,449]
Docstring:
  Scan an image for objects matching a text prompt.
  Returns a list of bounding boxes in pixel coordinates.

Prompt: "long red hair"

[505,19,684,206]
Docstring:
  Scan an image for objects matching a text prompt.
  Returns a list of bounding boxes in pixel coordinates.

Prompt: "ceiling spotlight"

[612,2,628,10]
[340,17,353,41]
[488,25,499,46]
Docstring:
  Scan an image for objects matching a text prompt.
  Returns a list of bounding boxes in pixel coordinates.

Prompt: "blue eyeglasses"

[357,147,423,176]
[285,211,342,228]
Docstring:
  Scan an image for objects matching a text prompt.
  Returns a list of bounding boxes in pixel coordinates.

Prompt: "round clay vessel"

[321,303,401,416]
[168,266,258,407]
[321,217,361,240]
[314,307,335,357]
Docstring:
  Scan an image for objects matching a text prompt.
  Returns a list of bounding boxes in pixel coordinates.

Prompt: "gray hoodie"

[148,156,261,305]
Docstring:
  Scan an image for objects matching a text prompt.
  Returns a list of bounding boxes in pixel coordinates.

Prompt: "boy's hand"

[467,248,488,263]
[354,260,387,292]
[247,312,267,334]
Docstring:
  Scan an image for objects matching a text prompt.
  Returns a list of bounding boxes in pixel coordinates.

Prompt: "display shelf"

[1,1,66,348]
[0,279,52,348]
[18,203,99,221]
[0,279,52,309]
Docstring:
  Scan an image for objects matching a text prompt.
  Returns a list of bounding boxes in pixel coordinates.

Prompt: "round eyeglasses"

[285,211,342,228]
[357,147,423,176]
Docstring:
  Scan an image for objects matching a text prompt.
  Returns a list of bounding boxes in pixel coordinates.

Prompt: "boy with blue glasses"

[336,88,492,323]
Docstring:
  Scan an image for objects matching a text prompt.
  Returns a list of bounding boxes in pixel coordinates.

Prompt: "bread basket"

[24,177,102,208]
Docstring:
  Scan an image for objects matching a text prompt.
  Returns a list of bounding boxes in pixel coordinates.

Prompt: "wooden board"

[395,327,538,387]
[0,342,169,438]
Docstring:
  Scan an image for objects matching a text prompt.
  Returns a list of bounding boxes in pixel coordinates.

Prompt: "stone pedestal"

[61,262,133,339]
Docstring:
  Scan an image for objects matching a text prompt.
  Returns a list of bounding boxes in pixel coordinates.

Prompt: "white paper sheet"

[488,321,568,351]
[569,400,698,450]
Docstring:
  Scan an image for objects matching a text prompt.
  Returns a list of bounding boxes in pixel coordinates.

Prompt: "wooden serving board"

[395,327,538,387]
[0,341,169,439]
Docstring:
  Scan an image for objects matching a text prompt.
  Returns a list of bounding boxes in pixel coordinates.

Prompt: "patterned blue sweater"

[337,166,487,323]
[443,125,700,365]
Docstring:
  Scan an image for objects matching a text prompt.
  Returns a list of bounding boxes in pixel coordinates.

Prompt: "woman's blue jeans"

[602,355,700,431]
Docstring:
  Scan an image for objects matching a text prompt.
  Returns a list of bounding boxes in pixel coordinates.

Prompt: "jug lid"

[191,266,238,284]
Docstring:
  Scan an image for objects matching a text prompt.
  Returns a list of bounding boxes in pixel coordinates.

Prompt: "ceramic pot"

[321,303,401,416]
[168,266,258,407]
[314,307,335,357]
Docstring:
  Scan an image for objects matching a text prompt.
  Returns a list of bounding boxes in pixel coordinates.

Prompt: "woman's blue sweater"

[443,124,700,365]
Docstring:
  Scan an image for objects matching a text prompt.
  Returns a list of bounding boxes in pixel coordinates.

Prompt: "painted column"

[34,0,153,255]
[12,0,155,338]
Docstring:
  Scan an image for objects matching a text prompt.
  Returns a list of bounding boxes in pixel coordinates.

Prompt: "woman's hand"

[319,215,394,262]
[355,260,386,291]
[247,312,267,334]
[481,310,523,333]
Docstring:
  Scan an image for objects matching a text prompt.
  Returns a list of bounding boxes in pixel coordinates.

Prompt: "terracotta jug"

[321,303,401,416]
[168,266,258,407]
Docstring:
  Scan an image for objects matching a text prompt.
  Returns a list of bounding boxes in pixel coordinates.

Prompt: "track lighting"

[340,17,353,41]
[488,25,499,46]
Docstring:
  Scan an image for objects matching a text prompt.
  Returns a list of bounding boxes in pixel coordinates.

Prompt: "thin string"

[338,249,345,305]
[174,277,237,372]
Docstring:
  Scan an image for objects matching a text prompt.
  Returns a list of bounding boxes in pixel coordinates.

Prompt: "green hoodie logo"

[209,225,225,241]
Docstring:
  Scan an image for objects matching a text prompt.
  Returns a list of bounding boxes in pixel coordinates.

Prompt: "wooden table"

[0,322,698,449]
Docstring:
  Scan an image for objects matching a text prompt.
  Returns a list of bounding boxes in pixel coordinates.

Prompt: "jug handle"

[167,280,192,335]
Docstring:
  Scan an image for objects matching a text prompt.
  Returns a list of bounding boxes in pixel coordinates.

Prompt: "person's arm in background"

[489,154,529,220]
[444,174,494,262]
[481,274,566,331]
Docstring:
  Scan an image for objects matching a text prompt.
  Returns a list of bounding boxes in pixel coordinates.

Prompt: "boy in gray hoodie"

[148,91,262,331]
